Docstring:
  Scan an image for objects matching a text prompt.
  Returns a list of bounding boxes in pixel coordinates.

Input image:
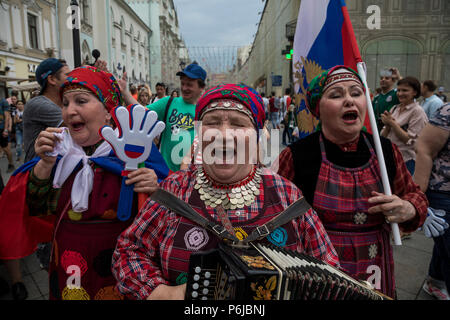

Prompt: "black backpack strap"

[150,189,240,242]
[156,96,174,149]
[243,197,311,243]
[150,190,312,245]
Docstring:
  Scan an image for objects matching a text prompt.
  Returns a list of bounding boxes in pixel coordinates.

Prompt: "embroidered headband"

[62,84,93,95]
[306,65,364,118]
[195,84,265,131]
[200,99,256,126]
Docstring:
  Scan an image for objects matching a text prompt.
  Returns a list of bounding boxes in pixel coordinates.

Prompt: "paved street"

[0,139,436,300]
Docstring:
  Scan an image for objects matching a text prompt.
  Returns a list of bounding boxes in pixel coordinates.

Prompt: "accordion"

[185,243,388,300]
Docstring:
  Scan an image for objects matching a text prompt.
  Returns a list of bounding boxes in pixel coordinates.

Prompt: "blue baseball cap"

[176,63,207,81]
[36,58,66,94]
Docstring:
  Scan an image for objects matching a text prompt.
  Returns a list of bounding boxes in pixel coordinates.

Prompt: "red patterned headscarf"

[195,84,266,131]
[61,66,123,113]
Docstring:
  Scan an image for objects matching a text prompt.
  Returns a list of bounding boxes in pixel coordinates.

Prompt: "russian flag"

[293,0,372,137]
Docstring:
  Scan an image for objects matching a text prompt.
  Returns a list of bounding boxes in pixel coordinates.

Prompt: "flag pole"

[357,62,402,246]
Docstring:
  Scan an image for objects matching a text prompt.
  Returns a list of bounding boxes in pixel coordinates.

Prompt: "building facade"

[109,0,151,84]
[126,0,188,91]
[242,0,300,97]
[347,0,450,92]
[229,45,251,85]
[240,0,450,96]
[57,0,151,85]
[0,0,58,98]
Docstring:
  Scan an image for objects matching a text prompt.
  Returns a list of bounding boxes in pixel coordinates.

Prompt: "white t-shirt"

[151,96,166,104]
[262,97,270,113]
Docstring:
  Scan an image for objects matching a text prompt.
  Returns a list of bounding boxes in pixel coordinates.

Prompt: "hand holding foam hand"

[423,207,449,238]
[101,104,165,220]
[101,104,165,170]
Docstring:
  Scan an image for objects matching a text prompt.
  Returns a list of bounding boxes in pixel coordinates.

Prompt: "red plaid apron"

[313,134,395,298]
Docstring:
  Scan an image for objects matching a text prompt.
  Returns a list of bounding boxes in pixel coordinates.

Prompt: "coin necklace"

[194,165,262,210]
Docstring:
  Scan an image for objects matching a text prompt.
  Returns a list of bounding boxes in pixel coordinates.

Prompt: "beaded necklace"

[194,165,262,210]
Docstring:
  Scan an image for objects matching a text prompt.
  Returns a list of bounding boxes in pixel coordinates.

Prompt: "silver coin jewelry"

[195,166,262,210]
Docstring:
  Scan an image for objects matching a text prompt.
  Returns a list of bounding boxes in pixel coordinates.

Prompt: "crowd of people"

[0,57,448,301]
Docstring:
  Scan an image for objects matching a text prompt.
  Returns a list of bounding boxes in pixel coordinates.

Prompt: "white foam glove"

[101,104,165,170]
[423,207,449,238]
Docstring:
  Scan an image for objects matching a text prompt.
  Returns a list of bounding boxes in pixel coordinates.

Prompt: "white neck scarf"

[50,128,112,212]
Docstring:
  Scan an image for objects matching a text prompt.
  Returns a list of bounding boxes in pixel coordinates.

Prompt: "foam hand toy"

[101,104,165,221]
[423,207,449,238]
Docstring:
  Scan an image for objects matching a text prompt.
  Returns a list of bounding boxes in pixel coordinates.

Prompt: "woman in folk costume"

[0,66,169,300]
[274,65,428,298]
[112,84,339,300]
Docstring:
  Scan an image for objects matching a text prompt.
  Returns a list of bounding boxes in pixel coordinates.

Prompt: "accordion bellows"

[186,243,387,300]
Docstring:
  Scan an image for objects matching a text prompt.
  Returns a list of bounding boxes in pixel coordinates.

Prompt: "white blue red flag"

[292,0,370,138]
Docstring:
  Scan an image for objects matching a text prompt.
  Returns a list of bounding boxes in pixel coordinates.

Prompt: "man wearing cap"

[372,68,401,132]
[23,58,70,163]
[119,62,207,172]
[145,63,207,172]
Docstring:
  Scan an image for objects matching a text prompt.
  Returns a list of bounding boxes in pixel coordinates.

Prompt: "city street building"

[239,0,450,97]
[229,44,251,85]
[0,0,152,97]
[347,0,450,92]
[242,0,300,97]
[57,0,151,84]
[126,0,189,90]
[0,0,58,98]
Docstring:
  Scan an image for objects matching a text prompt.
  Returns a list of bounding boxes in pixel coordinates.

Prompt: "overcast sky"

[173,0,265,47]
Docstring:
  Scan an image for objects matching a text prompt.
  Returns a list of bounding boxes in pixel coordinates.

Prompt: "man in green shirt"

[372,68,401,132]
[148,63,206,172]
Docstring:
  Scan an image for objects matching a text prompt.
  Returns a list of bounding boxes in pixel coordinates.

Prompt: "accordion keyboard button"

[201,297,208,300]
[193,283,199,290]
[195,266,201,273]
[205,272,211,278]
[203,280,210,286]
[203,289,209,295]
[194,275,200,281]
[192,291,198,298]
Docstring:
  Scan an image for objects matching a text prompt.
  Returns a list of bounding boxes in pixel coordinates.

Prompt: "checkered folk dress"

[112,166,339,300]
[313,134,395,298]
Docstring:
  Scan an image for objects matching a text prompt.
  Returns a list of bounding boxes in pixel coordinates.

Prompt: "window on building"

[110,7,115,41]
[27,13,39,49]
[81,0,91,25]
[363,38,421,90]
[130,24,134,53]
[82,40,91,65]
[120,17,125,46]
[405,0,427,12]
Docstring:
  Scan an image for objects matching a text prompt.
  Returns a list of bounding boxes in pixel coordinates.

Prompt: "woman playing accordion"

[112,84,340,300]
